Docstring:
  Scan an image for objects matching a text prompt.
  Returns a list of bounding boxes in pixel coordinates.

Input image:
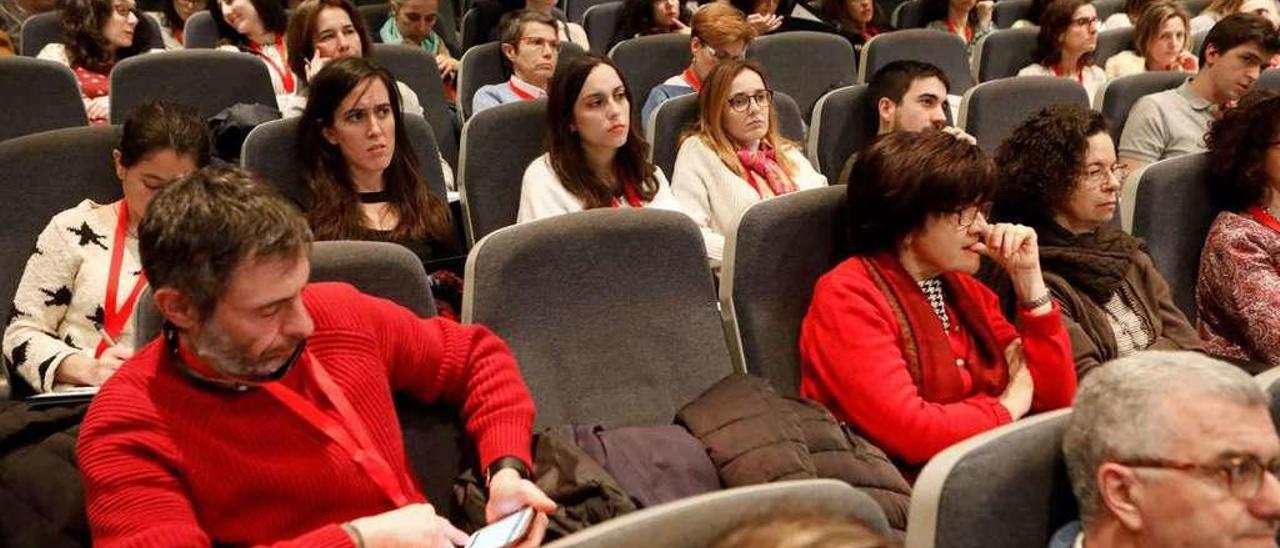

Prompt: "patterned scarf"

[379,17,441,55]
[736,143,796,198]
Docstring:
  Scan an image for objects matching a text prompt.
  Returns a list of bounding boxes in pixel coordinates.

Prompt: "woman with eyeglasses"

[3,102,210,393]
[146,0,207,48]
[1198,90,1280,371]
[517,53,688,223]
[799,129,1075,472]
[983,105,1201,379]
[640,2,755,125]
[1018,0,1107,105]
[669,60,826,261]
[37,0,158,124]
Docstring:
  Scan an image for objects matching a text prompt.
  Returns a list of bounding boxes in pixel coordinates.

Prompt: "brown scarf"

[1035,223,1140,305]
[861,254,1009,402]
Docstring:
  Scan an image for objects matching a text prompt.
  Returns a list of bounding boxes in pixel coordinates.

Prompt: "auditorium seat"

[463,208,733,429]
[906,409,1078,548]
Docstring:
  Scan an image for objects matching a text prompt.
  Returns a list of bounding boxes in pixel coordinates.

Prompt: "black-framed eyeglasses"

[953,201,992,229]
[1116,454,1280,500]
[727,89,773,112]
[1071,15,1099,27]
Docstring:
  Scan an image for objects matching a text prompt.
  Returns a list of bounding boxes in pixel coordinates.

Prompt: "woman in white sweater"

[3,102,210,393]
[1017,0,1107,105]
[670,59,826,261]
[518,53,685,222]
[1104,1,1197,79]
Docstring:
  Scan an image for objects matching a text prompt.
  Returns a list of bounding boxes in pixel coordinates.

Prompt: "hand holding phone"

[466,508,535,548]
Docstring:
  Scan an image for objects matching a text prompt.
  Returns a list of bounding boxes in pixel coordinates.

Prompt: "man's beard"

[189,326,306,384]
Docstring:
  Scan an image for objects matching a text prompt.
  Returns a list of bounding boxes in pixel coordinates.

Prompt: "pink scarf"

[736,143,796,198]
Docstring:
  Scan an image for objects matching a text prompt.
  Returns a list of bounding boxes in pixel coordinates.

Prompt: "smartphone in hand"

[465,507,535,548]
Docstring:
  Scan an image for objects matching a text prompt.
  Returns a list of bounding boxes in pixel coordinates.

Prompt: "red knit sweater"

[799,259,1075,466]
[77,282,536,547]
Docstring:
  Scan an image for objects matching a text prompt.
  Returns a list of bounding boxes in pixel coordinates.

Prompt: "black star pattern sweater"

[3,200,143,392]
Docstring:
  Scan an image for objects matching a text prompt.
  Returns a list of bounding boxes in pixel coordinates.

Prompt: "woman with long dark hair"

[38,0,157,124]
[297,57,461,311]
[517,53,684,222]
[922,0,993,57]
[146,0,208,48]
[609,0,691,49]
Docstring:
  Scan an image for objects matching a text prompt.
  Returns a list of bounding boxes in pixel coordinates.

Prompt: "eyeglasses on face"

[1081,163,1129,188]
[727,89,773,112]
[1117,454,1280,500]
[705,44,746,61]
[953,201,992,229]
[1071,15,1099,27]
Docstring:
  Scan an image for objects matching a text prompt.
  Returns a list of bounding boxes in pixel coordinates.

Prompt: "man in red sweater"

[76,166,556,547]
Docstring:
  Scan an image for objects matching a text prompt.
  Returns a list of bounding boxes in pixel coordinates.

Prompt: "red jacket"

[799,259,1075,466]
[77,282,536,547]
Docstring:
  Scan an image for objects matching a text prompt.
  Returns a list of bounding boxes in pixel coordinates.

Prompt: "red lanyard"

[945,20,973,43]
[248,35,295,93]
[610,180,643,208]
[1051,64,1084,84]
[263,351,418,507]
[508,79,537,101]
[1249,206,1280,233]
[94,202,147,358]
[174,345,419,506]
[682,67,702,92]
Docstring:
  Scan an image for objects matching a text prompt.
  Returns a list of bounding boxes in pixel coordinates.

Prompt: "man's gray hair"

[1063,351,1269,527]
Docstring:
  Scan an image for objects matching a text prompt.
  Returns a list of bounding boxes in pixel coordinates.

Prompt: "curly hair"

[1205,89,1280,212]
[992,105,1108,226]
[60,0,154,73]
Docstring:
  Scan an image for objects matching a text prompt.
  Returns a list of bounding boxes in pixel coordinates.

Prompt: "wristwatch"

[1020,292,1052,311]
[485,456,531,486]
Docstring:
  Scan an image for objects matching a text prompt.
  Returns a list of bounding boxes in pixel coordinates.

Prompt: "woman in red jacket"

[799,129,1076,472]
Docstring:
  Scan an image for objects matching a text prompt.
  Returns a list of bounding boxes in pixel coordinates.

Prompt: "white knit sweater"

[669,137,828,261]
[3,200,142,392]
[517,153,686,222]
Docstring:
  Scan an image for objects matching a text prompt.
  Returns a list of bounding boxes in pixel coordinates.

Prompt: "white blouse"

[669,136,828,261]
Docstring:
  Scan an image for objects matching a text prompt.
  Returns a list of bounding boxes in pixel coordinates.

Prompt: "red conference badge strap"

[945,20,973,43]
[249,35,296,94]
[261,351,417,507]
[508,79,537,101]
[1050,64,1084,84]
[610,180,644,208]
[682,66,702,92]
[1248,206,1280,234]
[94,202,148,359]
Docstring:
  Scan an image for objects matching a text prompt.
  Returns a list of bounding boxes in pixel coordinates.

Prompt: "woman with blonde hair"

[670,59,826,261]
[1105,1,1197,78]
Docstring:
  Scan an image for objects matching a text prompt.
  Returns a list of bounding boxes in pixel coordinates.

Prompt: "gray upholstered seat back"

[0,126,123,350]
[722,186,847,396]
[859,29,975,92]
[748,31,857,121]
[1094,26,1134,68]
[806,84,871,183]
[1130,152,1213,322]
[1097,71,1187,142]
[648,91,804,181]
[974,27,1038,82]
[1256,68,1280,91]
[568,0,615,23]
[891,0,924,28]
[907,409,1077,548]
[109,50,278,123]
[462,208,733,429]
[241,114,449,207]
[608,33,691,124]
[182,10,217,49]
[582,1,622,53]
[958,76,1089,154]
[1093,0,1124,20]
[457,98,548,245]
[0,57,88,142]
[993,0,1032,28]
[371,43,460,169]
[546,479,891,548]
